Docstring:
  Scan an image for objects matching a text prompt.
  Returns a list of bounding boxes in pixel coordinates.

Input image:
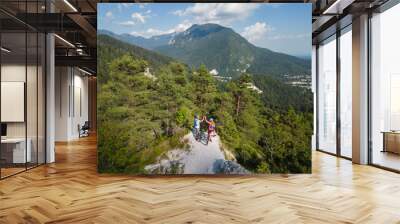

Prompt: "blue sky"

[98,3,311,57]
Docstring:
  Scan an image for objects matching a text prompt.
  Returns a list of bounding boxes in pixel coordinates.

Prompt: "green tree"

[191,64,218,112]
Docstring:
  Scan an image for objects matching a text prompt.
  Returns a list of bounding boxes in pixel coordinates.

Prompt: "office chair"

[79,121,90,138]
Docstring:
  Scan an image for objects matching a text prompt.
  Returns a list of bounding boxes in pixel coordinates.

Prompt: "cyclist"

[193,114,201,141]
[203,116,216,145]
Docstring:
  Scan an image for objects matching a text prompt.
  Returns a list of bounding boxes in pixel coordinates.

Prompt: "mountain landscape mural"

[97,3,313,174]
[99,23,311,79]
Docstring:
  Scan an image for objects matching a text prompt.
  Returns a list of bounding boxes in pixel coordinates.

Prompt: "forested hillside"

[98,34,175,83]
[255,75,313,112]
[98,37,312,173]
[99,34,313,113]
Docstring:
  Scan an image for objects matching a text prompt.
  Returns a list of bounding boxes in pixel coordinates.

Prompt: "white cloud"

[172,20,193,33]
[139,3,148,9]
[241,22,272,43]
[174,3,259,25]
[172,10,184,16]
[268,33,311,40]
[131,28,166,38]
[270,3,283,8]
[105,11,113,19]
[131,20,193,38]
[119,3,130,9]
[118,21,136,27]
[117,3,130,12]
[132,12,146,23]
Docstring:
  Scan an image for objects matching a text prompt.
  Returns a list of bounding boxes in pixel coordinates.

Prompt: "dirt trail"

[145,132,249,174]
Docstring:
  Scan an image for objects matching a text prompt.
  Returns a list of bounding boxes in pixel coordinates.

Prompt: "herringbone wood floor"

[1,136,400,224]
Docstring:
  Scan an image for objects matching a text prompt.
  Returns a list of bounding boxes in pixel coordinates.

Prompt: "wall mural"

[97,3,313,174]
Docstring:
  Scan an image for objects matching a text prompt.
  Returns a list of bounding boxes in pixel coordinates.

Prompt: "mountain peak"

[183,23,228,38]
[189,23,225,30]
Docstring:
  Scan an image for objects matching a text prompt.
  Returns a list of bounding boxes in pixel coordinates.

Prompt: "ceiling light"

[54,34,75,48]
[323,0,355,15]
[76,48,86,56]
[63,0,78,12]
[78,67,92,76]
[1,47,11,53]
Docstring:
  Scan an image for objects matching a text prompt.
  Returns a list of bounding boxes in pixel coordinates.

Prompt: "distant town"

[283,74,312,89]
[210,69,311,90]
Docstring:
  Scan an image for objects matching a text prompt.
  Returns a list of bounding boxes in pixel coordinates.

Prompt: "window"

[0,2,46,179]
[317,35,337,154]
[370,3,400,171]
[339,26,352,158]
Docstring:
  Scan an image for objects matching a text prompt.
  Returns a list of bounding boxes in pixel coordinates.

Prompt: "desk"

[382,131,400,154]
[1,138,31,163]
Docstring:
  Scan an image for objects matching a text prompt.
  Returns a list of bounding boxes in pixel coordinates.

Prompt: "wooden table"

[381,131,400,154]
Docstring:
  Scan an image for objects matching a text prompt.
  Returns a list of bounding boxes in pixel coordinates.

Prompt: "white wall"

[1,82,25,122]
[1,65,25,126]
[1,65,38,137]
[72,73,89,138]
[1,65,26,140]
[55,67,70,141]
[1,64,25,81]
[55,67,89,141]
